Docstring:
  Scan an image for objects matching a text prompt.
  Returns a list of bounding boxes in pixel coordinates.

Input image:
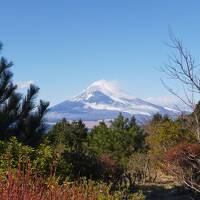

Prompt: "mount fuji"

[46,80,180,126]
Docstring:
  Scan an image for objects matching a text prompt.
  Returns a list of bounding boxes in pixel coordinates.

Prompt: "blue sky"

[0,0,200,106]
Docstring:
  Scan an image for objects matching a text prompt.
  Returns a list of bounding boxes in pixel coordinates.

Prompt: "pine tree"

[110,113,129,131]
[48,119,88,152]
[0,43,49,146]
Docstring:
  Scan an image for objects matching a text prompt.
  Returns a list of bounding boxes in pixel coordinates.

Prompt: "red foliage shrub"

[0,163,108,200]
[164,143,200,193]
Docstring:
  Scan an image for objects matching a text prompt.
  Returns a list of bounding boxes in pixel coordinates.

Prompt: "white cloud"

[17,81,34,89]
[89,80,134,99]
[146,95,179,107]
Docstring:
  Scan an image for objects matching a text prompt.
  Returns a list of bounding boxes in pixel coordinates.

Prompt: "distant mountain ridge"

[46,80,180,126]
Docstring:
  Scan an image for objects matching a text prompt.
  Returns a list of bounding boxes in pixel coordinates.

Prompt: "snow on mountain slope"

[46,80,180,125]
[72,80,133,103]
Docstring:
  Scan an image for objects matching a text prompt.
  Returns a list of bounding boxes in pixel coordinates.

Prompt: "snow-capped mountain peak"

[46,80,181,126]
[72,80,133,103]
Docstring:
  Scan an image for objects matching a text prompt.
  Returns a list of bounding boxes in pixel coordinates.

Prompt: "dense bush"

[146,115,196,159]
[164,143,200,193]
[0,137,53,177]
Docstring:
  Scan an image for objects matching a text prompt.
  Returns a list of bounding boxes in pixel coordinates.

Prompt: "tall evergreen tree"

[89,114,146,164]
[110,113,129,131]
[48,119,88,152]
[0,43,49,146]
